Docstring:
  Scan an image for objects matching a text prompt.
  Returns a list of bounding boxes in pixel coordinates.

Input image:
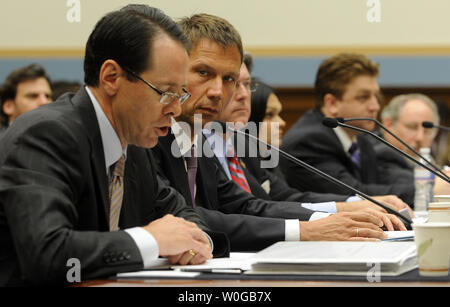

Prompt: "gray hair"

[381,93,440,125]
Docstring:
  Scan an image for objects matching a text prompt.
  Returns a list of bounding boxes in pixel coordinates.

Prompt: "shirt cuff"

[346,195,363,202]
[309,212,332,221]
[204,232,214,253]
[285,219,300,241]
[301,201,337,213]
[124,227,159,269]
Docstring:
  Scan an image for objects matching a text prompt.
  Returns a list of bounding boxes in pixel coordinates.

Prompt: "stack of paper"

[246,241,417,276]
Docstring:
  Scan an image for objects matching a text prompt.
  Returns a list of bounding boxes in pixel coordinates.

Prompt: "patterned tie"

[185,146,198,207]
[349,142,361,180]
[227,153,252,194]
[109,155,125,231]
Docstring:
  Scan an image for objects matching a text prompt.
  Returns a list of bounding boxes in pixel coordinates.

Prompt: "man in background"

[281,53,415,205]
[376,93,450,195]
[0,63,52,136]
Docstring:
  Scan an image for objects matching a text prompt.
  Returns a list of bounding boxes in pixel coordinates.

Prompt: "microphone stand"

[340,117,449,181]
[334,121,450,183]
[225,124,413,228]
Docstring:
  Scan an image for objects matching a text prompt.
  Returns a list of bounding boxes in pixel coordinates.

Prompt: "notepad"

[246,241,417,276]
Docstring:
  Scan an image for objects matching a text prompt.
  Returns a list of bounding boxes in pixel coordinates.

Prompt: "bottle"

[413,147,435,213]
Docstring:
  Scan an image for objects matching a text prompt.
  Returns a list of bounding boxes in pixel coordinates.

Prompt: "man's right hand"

[143,214,213,265]
[299,211,387,241]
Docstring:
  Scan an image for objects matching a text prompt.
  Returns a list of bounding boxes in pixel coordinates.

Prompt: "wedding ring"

[188,249,196,257]
[356,227,359,237]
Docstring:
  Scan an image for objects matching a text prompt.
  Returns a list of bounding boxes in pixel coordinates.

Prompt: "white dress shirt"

[86,86,159,269]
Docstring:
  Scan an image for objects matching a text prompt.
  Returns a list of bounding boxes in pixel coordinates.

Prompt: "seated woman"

[248,78,287,181]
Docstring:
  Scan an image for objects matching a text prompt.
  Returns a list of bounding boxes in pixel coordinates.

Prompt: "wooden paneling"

[277,87,450,133]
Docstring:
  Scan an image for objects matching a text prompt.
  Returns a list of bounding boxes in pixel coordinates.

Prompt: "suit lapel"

[71,88,110,225]
[160,133,194,207]
[358,135,377,183]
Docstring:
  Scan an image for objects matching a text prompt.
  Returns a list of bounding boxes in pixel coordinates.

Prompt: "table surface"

[76,278,450,287]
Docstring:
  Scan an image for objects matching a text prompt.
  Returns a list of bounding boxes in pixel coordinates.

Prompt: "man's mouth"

[155,126,169,136]
[196,107,218,116]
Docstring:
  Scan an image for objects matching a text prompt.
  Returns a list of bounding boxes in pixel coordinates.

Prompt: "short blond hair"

[178,13,243,62]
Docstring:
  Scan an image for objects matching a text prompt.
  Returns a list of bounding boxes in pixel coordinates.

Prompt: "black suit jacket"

[371,134,414,186]
[151,132,315,251]
[280,109,414,205]
[0,89,227,286]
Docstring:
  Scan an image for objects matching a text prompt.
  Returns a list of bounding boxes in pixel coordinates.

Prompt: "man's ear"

[322,93,339,117]
[98,60,123,96]
[2,99,16,117]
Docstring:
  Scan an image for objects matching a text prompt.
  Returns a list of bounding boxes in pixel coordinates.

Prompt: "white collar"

[171,117,198,157]
[333,125,357,153]
[85,86,126,172]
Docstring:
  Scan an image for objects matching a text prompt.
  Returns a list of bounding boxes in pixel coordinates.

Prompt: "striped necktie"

[109,155,125,231]
[227,154,252,194]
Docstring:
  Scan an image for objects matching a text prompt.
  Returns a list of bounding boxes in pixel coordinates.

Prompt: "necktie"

[227,154,252,194]
[109,155,125,231]
[349,142,361,180]
[185,146,197,207]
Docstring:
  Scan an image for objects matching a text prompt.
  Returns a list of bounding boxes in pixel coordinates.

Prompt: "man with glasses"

[376,93,450,195]
[211,54,410,218]
[152,14,394,252]
[0,5,228,286]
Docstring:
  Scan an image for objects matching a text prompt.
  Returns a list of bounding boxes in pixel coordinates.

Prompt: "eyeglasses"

[122,66,191,105]
[236,80,259,92]
[400,121,436,137]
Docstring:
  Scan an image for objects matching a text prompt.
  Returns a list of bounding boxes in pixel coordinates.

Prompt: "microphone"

[214,120,413,229]
[335,117,448,180]
[422,121,450,132]
[322,118,450,183]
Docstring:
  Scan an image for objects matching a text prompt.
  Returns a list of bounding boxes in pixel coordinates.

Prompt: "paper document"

[173,252,255,273]
[115,253,256,278]
[247,241,417,276]
[383,230,415,241]
[117,270,200,278]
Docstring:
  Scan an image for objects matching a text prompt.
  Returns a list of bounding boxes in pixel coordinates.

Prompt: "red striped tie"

[227,154,252,193]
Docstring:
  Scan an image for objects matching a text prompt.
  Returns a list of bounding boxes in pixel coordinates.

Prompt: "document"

[383,230,415,241]
[173,252,255,273]
[115,253,255,278]
[246,241,417,276]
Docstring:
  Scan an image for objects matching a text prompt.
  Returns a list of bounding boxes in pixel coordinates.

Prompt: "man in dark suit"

[152,14,388,252]
[376,93,450,195]
[0,5,227,286]
[281,53,415,206]
[212,56,409,229]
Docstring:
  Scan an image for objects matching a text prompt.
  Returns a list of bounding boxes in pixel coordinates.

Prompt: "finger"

[349,212,384,228]
[361,209,392,230]
[353,226,387,240]
[387,214,407,231]
[167,254,183,265]
[178,251,196,265]
[378,212,394,231]
[189,253,208,265]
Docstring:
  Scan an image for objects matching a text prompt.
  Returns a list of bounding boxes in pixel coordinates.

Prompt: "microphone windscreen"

[422,121,434,129]
[322,117,339,128]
